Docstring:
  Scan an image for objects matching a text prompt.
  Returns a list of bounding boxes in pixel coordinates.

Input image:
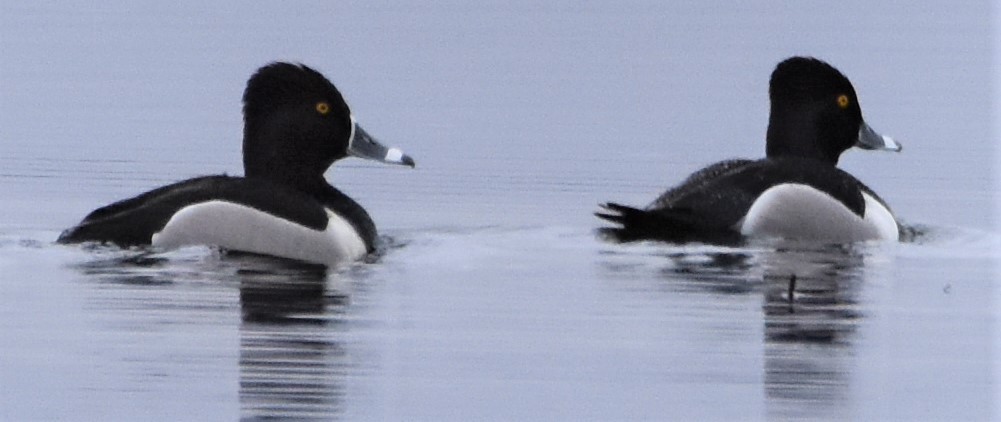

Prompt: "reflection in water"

[70,247,351,421]
[762,244,864,343]
[234,254,348,421]
[663,251,757,295]
[758,242,865,419]
[604,240,875,420]
[72,247,196,285]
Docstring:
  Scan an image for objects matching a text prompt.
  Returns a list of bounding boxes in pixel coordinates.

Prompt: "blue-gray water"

[2,2,999,420]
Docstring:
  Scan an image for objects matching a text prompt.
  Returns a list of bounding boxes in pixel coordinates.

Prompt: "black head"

[241,62,414,185]
[765,57,900,164]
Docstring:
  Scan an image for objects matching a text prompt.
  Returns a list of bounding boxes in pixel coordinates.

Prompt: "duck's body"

[58,63,414,266]
[600,157,899,244]
[59,175,375,263]
[597,57,902,244]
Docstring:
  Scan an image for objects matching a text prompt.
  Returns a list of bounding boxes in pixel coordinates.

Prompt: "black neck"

[765,105,842,165]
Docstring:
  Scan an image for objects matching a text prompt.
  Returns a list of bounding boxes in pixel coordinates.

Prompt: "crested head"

[243,62,351,121]
[240,62,356,184]
[769,57,858,105]
[239,62,415,185]
[765,57,867,164]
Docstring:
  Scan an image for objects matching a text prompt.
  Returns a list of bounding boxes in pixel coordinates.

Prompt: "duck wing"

[598,158,869,244]
[57,175,329,247]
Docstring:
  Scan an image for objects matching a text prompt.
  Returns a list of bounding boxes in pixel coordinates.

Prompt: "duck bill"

[346,117,415,167]
[856,121,902,152]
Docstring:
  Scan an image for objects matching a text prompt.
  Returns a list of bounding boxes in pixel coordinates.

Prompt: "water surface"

[1,2,998,420]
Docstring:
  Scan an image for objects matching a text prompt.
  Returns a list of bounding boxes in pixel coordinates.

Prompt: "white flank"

[151,200,368,266]
[860,192,899,241]
[738,183,899,242]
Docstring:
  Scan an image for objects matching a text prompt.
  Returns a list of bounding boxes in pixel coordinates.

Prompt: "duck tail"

[594,203,645,241]
[595,203,741,245]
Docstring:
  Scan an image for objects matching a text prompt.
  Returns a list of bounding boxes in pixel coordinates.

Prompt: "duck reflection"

[69,248,353,420]
[662,251,757,295]
[71,248,189,285]
[757,242,865,418]
[608,240,873,419]
[233,253,348,421]
[761,243,865,343]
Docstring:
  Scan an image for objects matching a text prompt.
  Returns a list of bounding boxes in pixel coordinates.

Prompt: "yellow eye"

[315,102,331,115]
[836,94,850,109]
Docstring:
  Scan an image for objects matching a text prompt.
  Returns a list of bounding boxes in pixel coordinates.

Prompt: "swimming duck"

[597,57,902,244]
[58,62,415,265]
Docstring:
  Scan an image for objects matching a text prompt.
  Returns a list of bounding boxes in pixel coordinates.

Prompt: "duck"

[596,56,903,244]
[57,62,415,266]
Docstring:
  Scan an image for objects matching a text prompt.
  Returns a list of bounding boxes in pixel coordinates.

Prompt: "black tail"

[595,203,742,245]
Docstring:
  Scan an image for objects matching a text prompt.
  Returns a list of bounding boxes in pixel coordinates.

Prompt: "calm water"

[2,2,999,420]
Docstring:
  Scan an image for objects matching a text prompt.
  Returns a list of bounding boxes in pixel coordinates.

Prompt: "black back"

[57,176,377,249]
